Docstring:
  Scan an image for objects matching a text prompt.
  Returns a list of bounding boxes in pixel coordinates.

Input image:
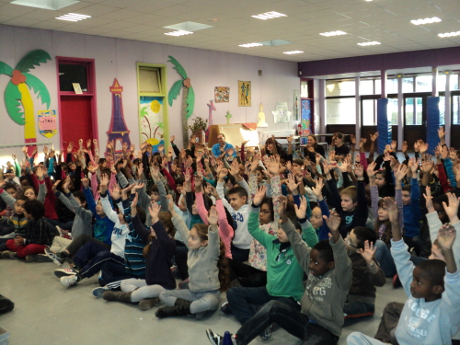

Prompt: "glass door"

[451,93,460,148]
[404,95,426,148]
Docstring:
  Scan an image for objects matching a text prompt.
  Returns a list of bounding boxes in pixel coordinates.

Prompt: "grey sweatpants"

[120,279,166,303]
[159,289,220,314]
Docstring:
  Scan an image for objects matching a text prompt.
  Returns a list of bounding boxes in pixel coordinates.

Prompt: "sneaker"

[392,274,402,288]
[44,248,65,266]
[260,324,273,341]
[139,298,161,311]
[60,275,79,288]
[25,254,53,263]
[221,302,233,315]
[1,251,17,259]
[206,329,237,345]
[92,287,109,298]
[171,265,182,280]
[54,267,78,278]
[179,279,190,290]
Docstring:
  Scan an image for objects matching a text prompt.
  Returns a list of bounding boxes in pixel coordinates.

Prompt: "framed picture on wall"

[301,99,312,135]
[238,81,251,106]
[214,86,230,103]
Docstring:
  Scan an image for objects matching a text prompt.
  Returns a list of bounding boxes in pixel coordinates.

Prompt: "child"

[206,207,352,345]
[3,199,58,261]
[0,196,28,253]
[325,162,368,238]
[344,226,385,319]
[155,197,228,319]
[347,200,460,345]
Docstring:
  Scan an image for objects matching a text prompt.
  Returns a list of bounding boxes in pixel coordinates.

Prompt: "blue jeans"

[227,286,299,325]
[236,300,338,345]
[374,240,396,277]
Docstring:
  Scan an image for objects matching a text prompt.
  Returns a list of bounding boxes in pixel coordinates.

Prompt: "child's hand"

[286,174,301,193]
[294,196,307,219]
[358,240,376,265]
[110,183,121,200]
[437,223,456,251]
[166,195,176,216]
[423,186,435,213]
[207,206,218,226]
[218,168,228,181]
[62,176,71,193]
[402,141,408,154]
[384,197,399,224]
[149,200,161,224]
[266,156,280,176]
[151,164,160,179]
[52,180,61,194]
[131,192,139,211]
[442,192,460,223]
[131,182,144,195]
[394,164,408,181]
[366,161,376,178]
[121,184,134,201]
[370,132,379,142]
[253,186,266,207]
[230,159,239,176]
[323,211,341,232]
[99,174,109,194]
[194,174,203,189]
[277,195,288,221]
[312,178,324,200]
[35,166,44,180]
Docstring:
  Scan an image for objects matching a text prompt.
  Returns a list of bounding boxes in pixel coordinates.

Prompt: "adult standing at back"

[212,133,236,159]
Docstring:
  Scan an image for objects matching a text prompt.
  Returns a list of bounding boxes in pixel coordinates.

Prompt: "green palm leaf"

[185,86,195,119]
[4,81,24,125]
[167,55,187,80]
[0,61,13,77]
[15,49,51,73]
[23,73,50,108]
[140,106,148,117]
[168,80,183,106]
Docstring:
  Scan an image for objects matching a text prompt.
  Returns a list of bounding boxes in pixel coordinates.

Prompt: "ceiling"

[1,0,460,63]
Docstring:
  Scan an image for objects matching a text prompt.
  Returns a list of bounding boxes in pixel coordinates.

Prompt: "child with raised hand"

[348,200,460,345]
[156,196,228,319]
[103,193,176,311]
[206,203,352,345]
[310,177,331,241]
[344,227,386,320]
[223,189,318,341]
[325,161,368,238]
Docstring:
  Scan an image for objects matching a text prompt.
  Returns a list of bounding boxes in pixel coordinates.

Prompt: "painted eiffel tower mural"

[105,78,131,160]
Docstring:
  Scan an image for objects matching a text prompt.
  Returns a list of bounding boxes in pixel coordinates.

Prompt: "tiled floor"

[0,258,407,345]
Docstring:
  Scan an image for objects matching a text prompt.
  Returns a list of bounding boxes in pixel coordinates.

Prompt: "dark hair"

[16,196,29,203]
[375,197,393,244]
[73,190,86,204]
[313,240,334,263]
[264,137,283,155]
[228,186,248,200]
[149,185,159,195]
[19,176,29,186]
[143,211,175,257]
[137,206,146,225]
[22,186,37,197]
[218,133,225,139]
[4,183,18,192]
[98,158,107,165]
[175,177,185,186]
[254,166,266,175]
[402,185,411,193]
[23,199,44,219]
[352,226,377,249]
[292,159,304,166]
[416,259,447,288]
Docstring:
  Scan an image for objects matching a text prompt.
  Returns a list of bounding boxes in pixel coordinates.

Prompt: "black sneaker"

[260,324,273,341]
[221,302,233,315]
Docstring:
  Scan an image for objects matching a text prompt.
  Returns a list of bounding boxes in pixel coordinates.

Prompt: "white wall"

[0,24,299,166]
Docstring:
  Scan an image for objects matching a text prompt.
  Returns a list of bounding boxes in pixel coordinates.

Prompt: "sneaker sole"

[44,251,64,266]
[54,270,77,278]
[92,287,108,298]
[205,329,221,345]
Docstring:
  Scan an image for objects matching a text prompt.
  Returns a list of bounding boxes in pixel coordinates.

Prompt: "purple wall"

[298,46,460,77]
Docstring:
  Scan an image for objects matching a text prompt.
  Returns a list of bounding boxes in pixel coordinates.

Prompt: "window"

[300,80,309,98]
[139,67,161,94]
[415,75,431,92]
[326,79,355,97]
[405,97,423,125]
[59,63,88,92]
[437,73,460,92]
[362,99,377,125]
[326,98,356,124]
[402,77,414,93]
[453,95,460,125]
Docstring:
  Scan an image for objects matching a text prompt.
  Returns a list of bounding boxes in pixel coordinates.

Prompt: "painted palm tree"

[167,55,195,147]
[0,49,51,145]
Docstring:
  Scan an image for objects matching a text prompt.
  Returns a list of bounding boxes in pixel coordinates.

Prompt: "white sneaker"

[60,275,79,288]
[54,267,78,278]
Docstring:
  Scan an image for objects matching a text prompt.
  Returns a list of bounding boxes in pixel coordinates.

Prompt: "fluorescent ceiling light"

[411,17,441,25]
[283,50,304,55]
[252,11,287,20]
[10,0,79,10]
[164,30,193,36]
[56,13,91,22]
[320,30,347,37]
[163,21,213,32]
[260,39,292,46]
[357,41,381,46]
[438,31,460,38]
[239,42,263,48]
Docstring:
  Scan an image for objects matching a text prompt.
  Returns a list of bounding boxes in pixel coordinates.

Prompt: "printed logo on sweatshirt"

[113,227,123,237]
[232,213,244,223]
[345,215,354,225]
[306,275,332,302]
[404,300,437,339]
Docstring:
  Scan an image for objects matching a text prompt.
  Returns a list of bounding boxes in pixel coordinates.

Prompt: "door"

[60,96,93,147]
[451,93,460,148]
[403,96,426,148]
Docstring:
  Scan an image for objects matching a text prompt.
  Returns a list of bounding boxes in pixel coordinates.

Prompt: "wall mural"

[167,56,195,147]
[0,49,51,150]
[139,96,165,153]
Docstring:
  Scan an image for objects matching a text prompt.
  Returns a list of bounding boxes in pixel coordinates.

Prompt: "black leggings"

[229,259,267,287]
[66,233,110,257]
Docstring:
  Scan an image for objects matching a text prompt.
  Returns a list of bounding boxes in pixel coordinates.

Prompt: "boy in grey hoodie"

[206,200,352,345]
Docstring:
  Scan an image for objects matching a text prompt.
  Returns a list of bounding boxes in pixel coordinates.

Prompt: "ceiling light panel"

[252,11,287,20]
[438,31,460,38]
[320,31,347,37]
[11,0,80,10]
[283,50,304,55]
[410,17,442,25]
[163,21,213,32]
[239,42,263,48]
[357,41,381,46]
[56,13,91,22]
[164,30,193,36]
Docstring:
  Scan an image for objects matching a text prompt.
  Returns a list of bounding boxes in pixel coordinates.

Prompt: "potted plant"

[188,116,208,144]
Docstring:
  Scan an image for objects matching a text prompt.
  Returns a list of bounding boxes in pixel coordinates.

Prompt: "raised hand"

[437,223,456,251]
[367,161,377,177]
[110,183,122,200]
[312,178,324,200]
[99,174,110,194]
[277,195,288,221]
[323,211,341,232]
[151,164,160,179]
[230,159,240,176]
[35,165,44,180]
[62,175,71,193]
[52,180,61,193]
[394,164,408,181]
[402,141,408,154]
[370,132,379,142]
[384,197,399,225]
[294,196,307,219]
[166,195,176,215]
[391,140,397,151]
[82,177,90,188]
[423,186,435,213]
[266,156,280,176]
[149,200,161,223]
[419,141,429,154]
[442,192,460,222]
[207,206,219,226]
[218,168,228,181]
[358,240,377,264]
[253,186,267,207]
[286,173,301,193]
